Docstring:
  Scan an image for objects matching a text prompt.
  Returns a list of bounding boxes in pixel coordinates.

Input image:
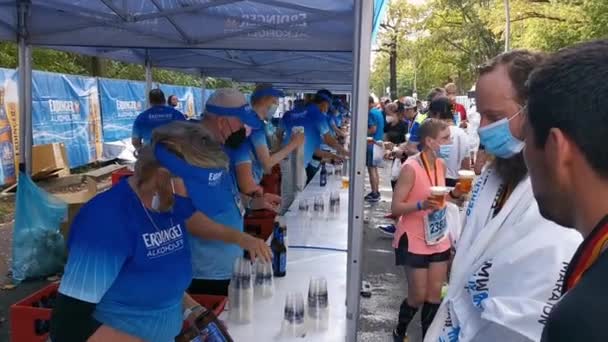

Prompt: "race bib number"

[424,207,448,245]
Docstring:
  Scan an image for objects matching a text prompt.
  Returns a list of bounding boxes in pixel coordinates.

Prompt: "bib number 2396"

[424,207,448,245]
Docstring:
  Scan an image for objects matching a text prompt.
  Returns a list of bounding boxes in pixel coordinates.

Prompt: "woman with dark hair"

[391,119,465,341]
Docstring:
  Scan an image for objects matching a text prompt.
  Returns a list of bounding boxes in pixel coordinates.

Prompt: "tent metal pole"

[17,0,32,175]
[200,72,207,112]
[346,0,373,341]
[145,50,152,105]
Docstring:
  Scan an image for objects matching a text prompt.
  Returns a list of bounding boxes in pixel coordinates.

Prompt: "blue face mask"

[438,144,452,160]
[478,107,525,159]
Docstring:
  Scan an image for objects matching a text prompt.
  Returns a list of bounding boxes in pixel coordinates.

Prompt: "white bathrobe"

[425,165,583,342]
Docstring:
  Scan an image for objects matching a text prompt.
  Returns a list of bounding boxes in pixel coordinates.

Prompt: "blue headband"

[251,88,285,101]
[205,104,251,117]
[317,93,332,103]
[154,143,225,180]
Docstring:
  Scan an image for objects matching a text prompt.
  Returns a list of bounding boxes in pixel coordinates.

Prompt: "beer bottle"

[320,161,327,187]
[271,218,287,277]
[0,88,16,184]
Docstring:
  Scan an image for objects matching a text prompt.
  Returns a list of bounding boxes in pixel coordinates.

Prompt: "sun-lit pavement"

[358,166,423,342]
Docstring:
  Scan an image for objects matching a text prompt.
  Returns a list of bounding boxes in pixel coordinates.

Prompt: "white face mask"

[151,179,175,212]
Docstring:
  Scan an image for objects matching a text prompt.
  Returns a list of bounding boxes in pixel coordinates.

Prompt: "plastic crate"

[111,169,134,186]
[10,282,58,342]
[190,295,227,317]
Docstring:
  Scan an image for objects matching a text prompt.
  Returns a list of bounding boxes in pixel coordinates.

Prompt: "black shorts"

[394,233,450,268]
[366,143,377,167]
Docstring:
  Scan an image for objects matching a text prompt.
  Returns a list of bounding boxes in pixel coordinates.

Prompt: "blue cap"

[205,103,262,129]
[251,87,285,101]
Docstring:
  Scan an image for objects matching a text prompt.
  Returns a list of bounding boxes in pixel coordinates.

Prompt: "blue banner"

[157,83,197,118]
[193,89,215,117]
[32,71,101,168]
[0,68,18,185]
[98,78,146,142]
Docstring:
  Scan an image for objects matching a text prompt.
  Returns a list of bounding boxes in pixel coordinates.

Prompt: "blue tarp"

[97,78,147,142]
[32,71,101,167]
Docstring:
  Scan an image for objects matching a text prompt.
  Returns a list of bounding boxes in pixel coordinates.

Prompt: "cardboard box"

[32,143,70,179]
[54,189,96,241]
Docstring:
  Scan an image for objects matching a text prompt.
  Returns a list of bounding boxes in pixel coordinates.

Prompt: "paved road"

[358,167,423,342]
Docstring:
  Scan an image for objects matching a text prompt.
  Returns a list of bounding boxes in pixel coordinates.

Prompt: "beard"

[494,152,529,188]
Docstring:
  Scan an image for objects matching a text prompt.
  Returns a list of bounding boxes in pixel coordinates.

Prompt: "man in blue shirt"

[366,96,385,202]
[279,90,348,184]
[132,89,185,150]
[188,88,281,296]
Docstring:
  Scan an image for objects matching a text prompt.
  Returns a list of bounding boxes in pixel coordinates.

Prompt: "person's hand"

[384,151,394,160]
[422,198,443,211]
[290,131,305,148]
[251,193,281,212]
[339,146,349,157]
[237,233,272,262]
[384,142,394,150]
[459,120,468,129]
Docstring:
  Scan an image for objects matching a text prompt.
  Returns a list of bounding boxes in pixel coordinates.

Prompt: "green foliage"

[0,42,237,88]
[372,0,607,99]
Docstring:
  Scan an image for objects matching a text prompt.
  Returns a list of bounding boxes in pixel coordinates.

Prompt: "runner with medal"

[390,118,466,341]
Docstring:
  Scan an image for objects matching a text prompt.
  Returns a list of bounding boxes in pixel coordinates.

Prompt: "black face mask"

[224,127,247,149]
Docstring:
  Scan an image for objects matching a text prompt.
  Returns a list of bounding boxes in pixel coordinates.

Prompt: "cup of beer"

[366,137,374,145]
[457,170,476,193]
[430,186,449,207]
[341,177,350,189]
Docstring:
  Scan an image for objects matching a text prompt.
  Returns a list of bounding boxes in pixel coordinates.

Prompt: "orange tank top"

[392,154,451,254]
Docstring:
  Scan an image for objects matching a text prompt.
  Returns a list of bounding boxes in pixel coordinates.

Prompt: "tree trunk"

[90,57,106,77]
[389,36,398,100]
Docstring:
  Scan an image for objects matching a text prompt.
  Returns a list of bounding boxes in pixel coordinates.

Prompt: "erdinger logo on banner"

[116,100,143,118]
[142,223,185,259]
[224,13,309,39]
[48,100,80,122]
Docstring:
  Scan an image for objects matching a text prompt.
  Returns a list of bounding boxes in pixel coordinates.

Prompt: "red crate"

[111,169,134,186]
[190,295,227,317]
[10,282,58,342]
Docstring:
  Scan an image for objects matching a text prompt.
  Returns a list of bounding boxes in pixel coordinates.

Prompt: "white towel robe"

[424,165,583,342]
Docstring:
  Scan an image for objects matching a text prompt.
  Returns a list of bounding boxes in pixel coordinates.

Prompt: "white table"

[282,172,350,251]
[222,249,347,341]
[223,169,350,341]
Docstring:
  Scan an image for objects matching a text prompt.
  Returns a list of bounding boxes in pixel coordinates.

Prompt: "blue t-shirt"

[368,108,385,141]
[280,103,330,166]
[132,105,186,144]
[59,179,195,342]
[188,146,246,280]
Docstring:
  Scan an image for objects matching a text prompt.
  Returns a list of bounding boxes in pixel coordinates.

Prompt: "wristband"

[416,201,422,211]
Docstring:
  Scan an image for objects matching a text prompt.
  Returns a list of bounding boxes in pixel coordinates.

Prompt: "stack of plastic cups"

[254,261,274,299]
[329,190,340,220]
[228,258,253,324]
[307,277,329,332]
[282,292,306,338]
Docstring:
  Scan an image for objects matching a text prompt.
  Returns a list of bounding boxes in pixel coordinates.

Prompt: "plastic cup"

[430,186,449,207]
[329,191,340,214]
[458,170,476,193]
[307,277,329,331]
[341,177,350,189]
[313,196,325,216]
[282,292,306,337]
[229,258,253,324]
[254,261,274,299]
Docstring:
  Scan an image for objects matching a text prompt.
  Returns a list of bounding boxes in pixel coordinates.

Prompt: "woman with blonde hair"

[51,121,270,342]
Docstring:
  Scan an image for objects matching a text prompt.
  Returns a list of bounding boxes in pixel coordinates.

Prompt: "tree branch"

[511,12,580,23]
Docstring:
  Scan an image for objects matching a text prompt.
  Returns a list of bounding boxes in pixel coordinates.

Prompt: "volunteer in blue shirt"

[365,96,385,202]
[233,84,304,194]
[278,90,348,184]
[188,88,281,296]
[132,89,185,150]
[51,121,271,342]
